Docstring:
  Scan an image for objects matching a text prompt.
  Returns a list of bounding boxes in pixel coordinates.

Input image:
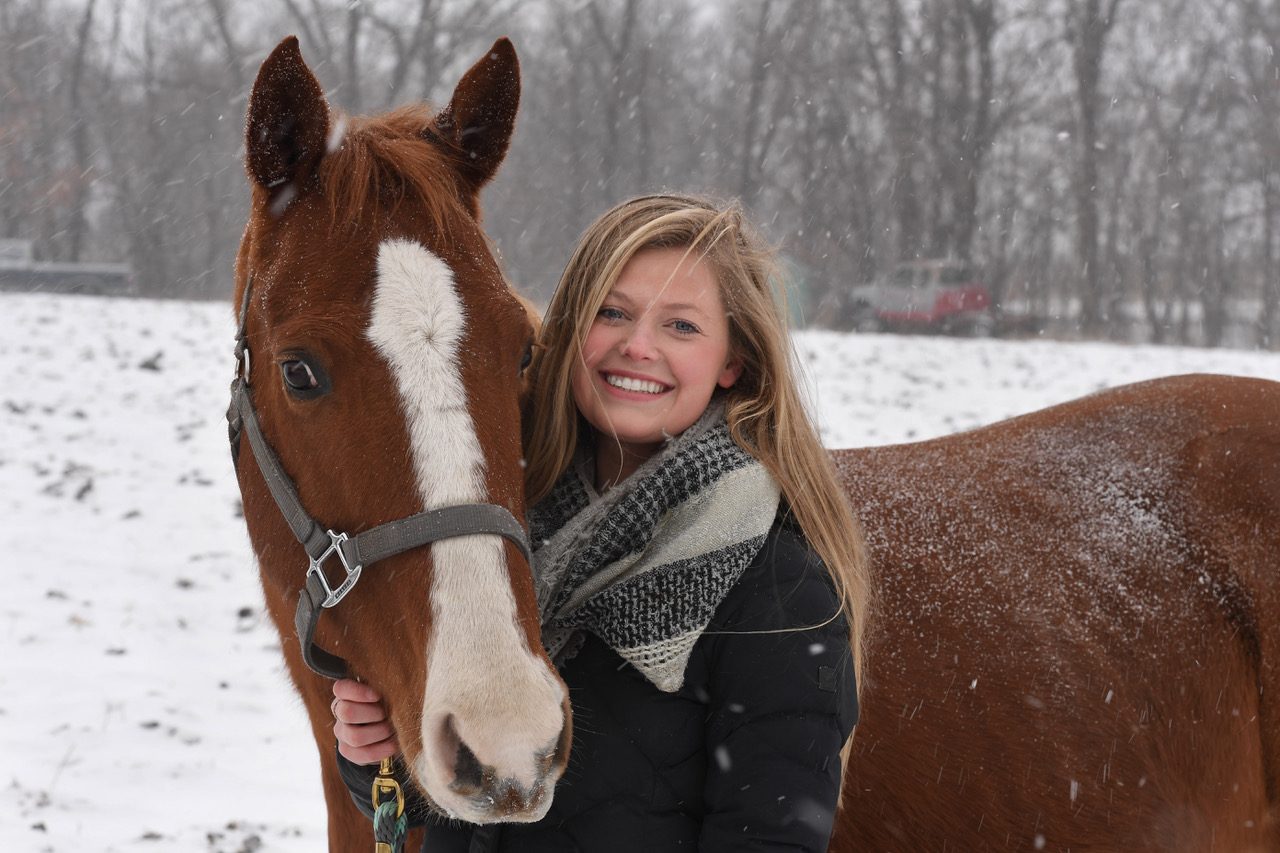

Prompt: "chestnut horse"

[830,373,1280,851]
[231,37,568,850]
[233,33,1280,853]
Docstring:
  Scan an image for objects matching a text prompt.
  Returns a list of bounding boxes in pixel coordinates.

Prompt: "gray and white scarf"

[530,402,781,692]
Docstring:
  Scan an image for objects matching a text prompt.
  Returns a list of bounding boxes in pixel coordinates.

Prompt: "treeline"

[2,0,1278,347]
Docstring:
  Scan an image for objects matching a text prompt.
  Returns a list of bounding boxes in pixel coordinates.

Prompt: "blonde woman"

[333,192,871,852]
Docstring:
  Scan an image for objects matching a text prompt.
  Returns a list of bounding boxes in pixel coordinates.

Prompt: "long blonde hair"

[522,192,871,697]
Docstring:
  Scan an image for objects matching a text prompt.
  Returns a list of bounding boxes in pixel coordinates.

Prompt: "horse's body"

[234,37,567,850]
[830,373,1280,851]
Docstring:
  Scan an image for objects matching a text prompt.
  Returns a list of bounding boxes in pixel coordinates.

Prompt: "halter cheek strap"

[227,276,532,680]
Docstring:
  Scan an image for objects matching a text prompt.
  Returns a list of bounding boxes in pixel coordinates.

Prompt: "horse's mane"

[317,104,470,237]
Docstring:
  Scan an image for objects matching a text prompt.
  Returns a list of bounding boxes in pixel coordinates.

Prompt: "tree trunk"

[66,0,96,262]
[735,0,776,208]
[953,0,998,264]
[879,0,923,261]
[1069,0,1122,335]
[1264,169,1278,348]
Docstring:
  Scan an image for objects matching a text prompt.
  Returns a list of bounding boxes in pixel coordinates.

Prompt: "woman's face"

[570,247,741,463]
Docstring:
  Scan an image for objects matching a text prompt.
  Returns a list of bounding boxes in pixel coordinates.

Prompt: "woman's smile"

[600,370,672,395]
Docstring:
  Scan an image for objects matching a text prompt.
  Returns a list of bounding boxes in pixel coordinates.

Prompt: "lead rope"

[372,757,407,853]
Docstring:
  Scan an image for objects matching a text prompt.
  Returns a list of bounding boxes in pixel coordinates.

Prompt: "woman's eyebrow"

[658,300,711,316]
[608,288,712,317]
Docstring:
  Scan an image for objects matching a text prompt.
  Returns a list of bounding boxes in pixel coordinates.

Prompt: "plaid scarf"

[529,403,780,692]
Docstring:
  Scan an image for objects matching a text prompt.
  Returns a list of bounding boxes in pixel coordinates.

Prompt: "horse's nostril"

[443,714,486,794]
[455,738,485,792]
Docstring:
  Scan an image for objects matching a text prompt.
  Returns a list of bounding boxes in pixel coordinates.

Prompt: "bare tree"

[948,0,1001,263]
[0,0,117,263]
[1065,0,1124,335]
[579,0,650,200]
[722,0,796,210]
[203,0,248,94]
[788,2,884,281]
[846,0,1014,268]
[1237,0,1280,348]
[1119,2,1220,344]
[65,0,98,262]
[0,2,60,245]
[858,0,926,262]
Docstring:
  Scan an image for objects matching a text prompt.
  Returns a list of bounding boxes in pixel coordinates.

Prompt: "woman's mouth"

[602,372,669,395]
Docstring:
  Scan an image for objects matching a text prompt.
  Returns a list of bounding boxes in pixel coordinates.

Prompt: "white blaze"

[369,240,487,502]
[367,238,564,820]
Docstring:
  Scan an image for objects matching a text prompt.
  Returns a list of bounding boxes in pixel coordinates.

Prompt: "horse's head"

[234,36,568,823]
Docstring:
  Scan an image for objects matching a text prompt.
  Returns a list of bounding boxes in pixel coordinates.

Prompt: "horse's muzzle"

[416,684,572,824]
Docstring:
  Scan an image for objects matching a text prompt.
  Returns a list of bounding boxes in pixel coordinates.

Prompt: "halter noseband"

[226,276,532,680]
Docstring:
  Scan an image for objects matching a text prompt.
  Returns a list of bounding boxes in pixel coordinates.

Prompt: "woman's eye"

[671,319,699,334]
[599,307,626,322]
[281,358,319,391]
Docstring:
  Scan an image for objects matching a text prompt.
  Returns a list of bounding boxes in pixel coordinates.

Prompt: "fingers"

[333,678,382,703]
[332,696,390,725]
[332,679,388,724]
[336,731,399,765]
[331,678,399,765]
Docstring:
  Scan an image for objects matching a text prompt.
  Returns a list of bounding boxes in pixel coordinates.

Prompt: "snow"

[2,291,1277,852]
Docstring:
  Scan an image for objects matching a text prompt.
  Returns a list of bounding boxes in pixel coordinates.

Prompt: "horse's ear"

[430,37,521,192]
[245,36,330,193]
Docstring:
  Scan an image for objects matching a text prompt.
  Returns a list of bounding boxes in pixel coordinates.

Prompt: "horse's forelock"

[317,105,473,238]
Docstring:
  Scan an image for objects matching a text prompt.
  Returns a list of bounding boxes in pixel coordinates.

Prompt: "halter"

[226,276,532,681]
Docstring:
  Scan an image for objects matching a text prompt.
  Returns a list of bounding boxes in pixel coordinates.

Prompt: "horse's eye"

[280,357,322,395]
[519,343,533,377]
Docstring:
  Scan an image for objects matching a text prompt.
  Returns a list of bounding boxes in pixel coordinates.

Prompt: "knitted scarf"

[529,402,781,692]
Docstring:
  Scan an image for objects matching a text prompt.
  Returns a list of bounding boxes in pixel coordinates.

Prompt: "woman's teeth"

[605,374,666,394]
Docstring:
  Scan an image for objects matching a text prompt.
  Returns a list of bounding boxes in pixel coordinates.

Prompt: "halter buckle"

[307,530,363,608]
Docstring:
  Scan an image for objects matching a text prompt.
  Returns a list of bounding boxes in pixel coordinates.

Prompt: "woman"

[333,192,871,851]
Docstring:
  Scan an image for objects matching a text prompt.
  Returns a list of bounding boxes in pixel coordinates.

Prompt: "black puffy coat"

[337,524,858,852]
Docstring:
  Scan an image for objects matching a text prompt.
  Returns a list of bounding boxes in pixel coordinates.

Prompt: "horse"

[829,372,1280,851]
[232,34,1280,853]
[230,36,569,851]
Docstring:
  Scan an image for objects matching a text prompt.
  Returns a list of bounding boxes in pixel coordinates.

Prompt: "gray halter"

[226,277,531,680]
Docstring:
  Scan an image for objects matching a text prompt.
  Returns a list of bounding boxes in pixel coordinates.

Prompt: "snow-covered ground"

[2,291,1277,852]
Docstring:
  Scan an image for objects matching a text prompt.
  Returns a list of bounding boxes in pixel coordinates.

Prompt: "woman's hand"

[332,679,400,765]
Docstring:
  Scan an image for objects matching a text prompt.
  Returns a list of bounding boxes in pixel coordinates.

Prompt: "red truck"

[845,260,993,335]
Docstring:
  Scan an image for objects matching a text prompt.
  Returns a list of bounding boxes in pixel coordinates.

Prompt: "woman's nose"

[619,324,657,360]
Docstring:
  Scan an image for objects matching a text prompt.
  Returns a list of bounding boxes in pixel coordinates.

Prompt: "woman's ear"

[718,354,744,389]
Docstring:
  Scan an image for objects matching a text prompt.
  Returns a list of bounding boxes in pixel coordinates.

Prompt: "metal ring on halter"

[306,530,363,608]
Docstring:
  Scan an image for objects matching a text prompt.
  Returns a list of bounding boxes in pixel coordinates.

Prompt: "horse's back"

[830,374,1280,851]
